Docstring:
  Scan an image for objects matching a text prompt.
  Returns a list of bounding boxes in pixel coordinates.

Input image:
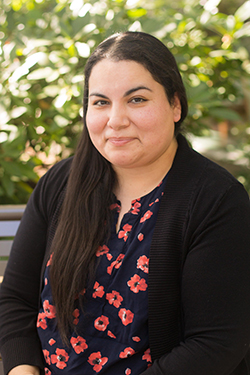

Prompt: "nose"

[107,104,130,129]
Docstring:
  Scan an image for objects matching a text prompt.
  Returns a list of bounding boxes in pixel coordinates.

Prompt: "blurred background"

[0,0,250,203]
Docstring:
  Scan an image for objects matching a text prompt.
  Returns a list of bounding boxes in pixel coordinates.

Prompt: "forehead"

[88,59,157,91]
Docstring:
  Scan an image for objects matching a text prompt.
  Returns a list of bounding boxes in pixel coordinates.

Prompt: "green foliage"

[0,0,250,202]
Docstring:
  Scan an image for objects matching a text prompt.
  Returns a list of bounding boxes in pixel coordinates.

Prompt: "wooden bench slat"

[0,240,13,257]
[0,206,25,284]
[0,261,8,278]
[0,205,25,220]
[0,221,20,237]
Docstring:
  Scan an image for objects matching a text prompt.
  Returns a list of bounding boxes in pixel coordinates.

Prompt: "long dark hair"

[50,31,188,343]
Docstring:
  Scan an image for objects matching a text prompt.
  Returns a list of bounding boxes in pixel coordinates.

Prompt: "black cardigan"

[1,135,250,375]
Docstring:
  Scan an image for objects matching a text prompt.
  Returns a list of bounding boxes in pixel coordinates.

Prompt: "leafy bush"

[0,0,250,202]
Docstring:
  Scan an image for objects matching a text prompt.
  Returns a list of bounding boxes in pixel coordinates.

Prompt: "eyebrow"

[89,85,152,98]
[124,86,152,97]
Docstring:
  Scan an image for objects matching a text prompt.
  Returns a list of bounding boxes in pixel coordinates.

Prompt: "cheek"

[133,108,157,130]
[134,107,168,133]
[137,109,175,144]
[86,110,105,135]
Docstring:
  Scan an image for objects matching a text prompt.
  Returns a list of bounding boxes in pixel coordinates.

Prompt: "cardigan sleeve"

[0,158,71,375]
[141,181,250,375]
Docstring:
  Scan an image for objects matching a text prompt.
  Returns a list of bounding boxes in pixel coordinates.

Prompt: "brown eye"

[130,97,147,104]
[93,100,109,106]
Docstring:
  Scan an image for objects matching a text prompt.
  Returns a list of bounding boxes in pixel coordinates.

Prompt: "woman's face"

[86,59,181,173]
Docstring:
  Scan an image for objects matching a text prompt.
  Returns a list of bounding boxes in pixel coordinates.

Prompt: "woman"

[0,31,250,375]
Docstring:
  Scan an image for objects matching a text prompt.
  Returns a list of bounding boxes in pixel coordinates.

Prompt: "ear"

[172,94,182,123]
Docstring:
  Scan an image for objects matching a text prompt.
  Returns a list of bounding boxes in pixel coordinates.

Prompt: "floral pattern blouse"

[37,174,168,375]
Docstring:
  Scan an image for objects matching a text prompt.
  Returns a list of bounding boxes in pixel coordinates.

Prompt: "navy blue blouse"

[37,175,167,375]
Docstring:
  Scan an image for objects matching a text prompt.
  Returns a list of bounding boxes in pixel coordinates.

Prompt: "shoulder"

[164,134,250,229]
[41,156,73,184]
[168,135,250,262]
[174,134,246,196]
[27,157,74,222]
[37,156,73,198]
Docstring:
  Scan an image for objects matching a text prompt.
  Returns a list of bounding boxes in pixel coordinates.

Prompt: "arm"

[142,183,250,374]
[0,181,48,374]
[0,159,71,375]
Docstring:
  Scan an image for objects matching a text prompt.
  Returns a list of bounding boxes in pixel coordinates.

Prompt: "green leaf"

[235,1,250,22]
[209,108,242,121]
[27,67,55,80]
[72,14,91,35]
[11,107,27,119]
[2,135,26,156]
[127,8,147,18]
[18,163,38,180]
[0,161,23,178]
[141,18,166,33]
[0,0,249,202]
[1,175,15,197]
[186,83,213,103]
[17,180,34,194]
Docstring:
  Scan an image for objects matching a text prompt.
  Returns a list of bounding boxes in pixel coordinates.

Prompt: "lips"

[108,137,134,146]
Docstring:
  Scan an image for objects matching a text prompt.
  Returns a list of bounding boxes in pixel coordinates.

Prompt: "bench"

[0,205,25,283]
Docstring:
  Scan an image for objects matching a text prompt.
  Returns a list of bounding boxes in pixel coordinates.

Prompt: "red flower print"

[132,336,141,342]
[96,245,109,257]
[94,315,109,331]
[149,198,159,207]
[119,347,135,358]
[44,368,51,375]
[93,282,105,298]
[140,210,153,223]
[142,348,152,363]
[127,274,148,293]
[137,233,144,242]
[130,199,141,215]
[43,300,56,319]
[49,338,56,346]
[106,253,113,260]
[125,369,131,375]
[118,308,134,326]
[137,255,149,274]
[107,330,116,339]
[37,312,47,330]
[88,352,108,372]
[106,290,123,308]
[70,336,88,354]
[110,202,120,211]
[75,289,86,299]
[118,223,132,242]
[43,349,51,365]
[107,253,125,275]
[73,308,80,325]
[46,253,53,267]
[51,348,69,370]
[114,254,125,269]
